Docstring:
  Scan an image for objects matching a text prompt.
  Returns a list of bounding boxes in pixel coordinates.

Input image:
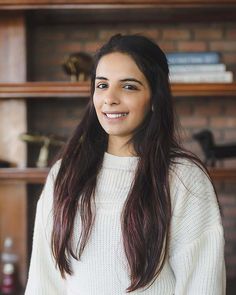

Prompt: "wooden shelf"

[0,168,48,183]
[1,0,236,9]
[1,82,236,99]
[171,83,236,97]
[1,2,236,24]
[0,82,90,99]
[0,167,235,183]
[209,168,236,182]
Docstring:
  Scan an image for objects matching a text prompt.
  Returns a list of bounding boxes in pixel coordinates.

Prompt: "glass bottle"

[0,237,19,295]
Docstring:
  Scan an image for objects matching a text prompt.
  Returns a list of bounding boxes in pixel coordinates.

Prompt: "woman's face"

[93,52,151,143]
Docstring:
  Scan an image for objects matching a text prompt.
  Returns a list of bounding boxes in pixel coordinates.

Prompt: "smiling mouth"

[104,113,129,119]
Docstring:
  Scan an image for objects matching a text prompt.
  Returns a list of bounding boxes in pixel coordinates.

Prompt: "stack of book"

[167,52,233,83]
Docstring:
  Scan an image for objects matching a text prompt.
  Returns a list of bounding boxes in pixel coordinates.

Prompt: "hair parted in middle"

[52,33,202,292]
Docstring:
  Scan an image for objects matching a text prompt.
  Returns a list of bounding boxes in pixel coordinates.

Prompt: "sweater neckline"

[102,152,139,171]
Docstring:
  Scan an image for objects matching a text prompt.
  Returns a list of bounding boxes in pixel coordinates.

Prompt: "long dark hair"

[52,34,204,292]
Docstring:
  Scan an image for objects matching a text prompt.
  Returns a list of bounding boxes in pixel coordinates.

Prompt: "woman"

[25,34,225,294]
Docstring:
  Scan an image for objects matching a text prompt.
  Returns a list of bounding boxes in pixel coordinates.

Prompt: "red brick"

[224,102,236,116]
[43,32,67,42]
[223,52,236,64]
[224,183,236,194]
[208,129,224,141]
[210,117,236,128]
[183,141,203,158]
[158,41,176,52]
[219,194,236,206]
[210,41,236,52]
[194,28,223,40]
[69,30,97,40]
[62,119,81,129]
[98,29,129,40]
[175,102,193,116]
[36,56,65,66]
[223,207,236,217]
[222,218,236,229]
[221,158,236,169]
[129,28,160,39]
[193,103,223,116]
[177,41,207,52]
[162,28,190,40]
[225,28,236,39]
[226,267,236,279]
[58,43,82,53]
[178,128,192,141]
[212,128,224,138]
[83,41,103,53]
[180,116,208,128]
[213,182,224,192]
[225,243,235,254]
[225,255,236,265]
[32,45,54,55]
[224,130,236,141]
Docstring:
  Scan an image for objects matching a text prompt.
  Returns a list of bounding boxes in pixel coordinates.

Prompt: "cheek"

[134,99,151,117]
[93,95,101,113]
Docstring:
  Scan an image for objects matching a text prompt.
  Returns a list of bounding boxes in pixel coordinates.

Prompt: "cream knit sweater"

[25,153,226,295]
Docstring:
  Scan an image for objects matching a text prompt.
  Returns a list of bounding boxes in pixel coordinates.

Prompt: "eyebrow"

[95,76,144,86]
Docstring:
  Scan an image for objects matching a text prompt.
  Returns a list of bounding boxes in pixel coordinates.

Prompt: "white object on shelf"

[1,237,18,264]
[169,71,233,83]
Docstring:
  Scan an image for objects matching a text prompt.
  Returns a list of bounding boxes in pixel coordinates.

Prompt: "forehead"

[96,52,144,79]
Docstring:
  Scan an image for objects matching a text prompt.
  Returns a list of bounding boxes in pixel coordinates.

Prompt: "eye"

[96,83,108,89]
[123,84,138,90]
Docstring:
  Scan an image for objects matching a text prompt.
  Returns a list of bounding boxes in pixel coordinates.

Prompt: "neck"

[107,135,136,157]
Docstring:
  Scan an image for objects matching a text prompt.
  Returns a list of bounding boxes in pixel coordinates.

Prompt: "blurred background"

[0,1,236,294]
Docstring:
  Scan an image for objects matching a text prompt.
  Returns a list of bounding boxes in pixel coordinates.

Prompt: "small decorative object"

[0,237,20,295]
[193,129,236,167]
[19,133,65,168]
[0,159,11,168]
[62,52,93,82]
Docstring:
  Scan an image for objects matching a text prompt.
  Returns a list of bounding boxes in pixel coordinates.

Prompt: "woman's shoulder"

[169,157,209,188]
[168,157,223,255]
[169,156,216,208]
[38,159,62,209]
[48,159,62,182]
[170,156,204,172]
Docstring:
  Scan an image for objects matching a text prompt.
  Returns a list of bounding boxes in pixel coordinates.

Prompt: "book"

[169,71,233,83]
[169,63,226,73]
[167,52,220,65]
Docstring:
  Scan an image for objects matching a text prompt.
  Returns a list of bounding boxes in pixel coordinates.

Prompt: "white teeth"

[105,113,128,119]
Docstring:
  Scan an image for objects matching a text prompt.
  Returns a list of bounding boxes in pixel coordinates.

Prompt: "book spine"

[169,63,226,73]
[167,52,220,65]
[169,71,233,83]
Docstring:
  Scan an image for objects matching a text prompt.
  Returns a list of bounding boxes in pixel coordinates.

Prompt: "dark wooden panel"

[0,168,236,182]
[0,82,90,98]
[0,168,48,183]
[0,184,27,287]
[0,12,26,82]
[0,12,27,287]
[26,6,236,24]
[0,1,236,25]
[1,82,236,98]
[1,0,236,6]
[1,3,236,24]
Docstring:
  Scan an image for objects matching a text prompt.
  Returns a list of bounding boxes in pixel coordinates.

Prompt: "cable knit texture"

[25,153,226,295]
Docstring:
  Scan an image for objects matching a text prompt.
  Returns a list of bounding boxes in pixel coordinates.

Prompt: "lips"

[103,112,129,119]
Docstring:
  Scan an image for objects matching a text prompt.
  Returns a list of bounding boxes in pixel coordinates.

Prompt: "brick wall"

[27,20,236,279]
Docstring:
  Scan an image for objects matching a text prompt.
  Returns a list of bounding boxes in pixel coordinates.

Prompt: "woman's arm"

[169,160,226,295]
[25,162,66,294]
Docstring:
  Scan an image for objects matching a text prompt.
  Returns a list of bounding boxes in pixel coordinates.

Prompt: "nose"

[104,87,120,105]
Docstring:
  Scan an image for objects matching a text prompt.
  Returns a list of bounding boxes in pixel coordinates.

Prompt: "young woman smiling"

[25,34,226,295]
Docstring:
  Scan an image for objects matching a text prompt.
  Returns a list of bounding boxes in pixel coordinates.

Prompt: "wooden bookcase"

[1,0,236,289]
